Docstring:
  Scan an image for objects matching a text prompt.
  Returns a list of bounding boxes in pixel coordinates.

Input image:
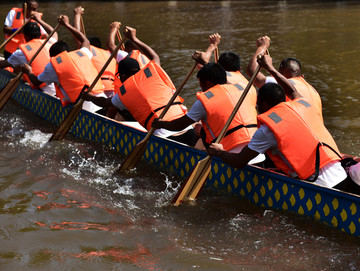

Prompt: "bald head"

[278,57,302,78]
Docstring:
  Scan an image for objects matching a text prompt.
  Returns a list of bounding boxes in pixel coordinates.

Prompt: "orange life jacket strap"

[208,124,257,144]
[308,142,342,182]
[143,101,183,130]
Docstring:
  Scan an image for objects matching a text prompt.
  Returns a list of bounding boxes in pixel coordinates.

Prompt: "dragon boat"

[1,69,360,237]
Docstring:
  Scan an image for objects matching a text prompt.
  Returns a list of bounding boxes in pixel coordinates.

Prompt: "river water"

[1,1,360,270]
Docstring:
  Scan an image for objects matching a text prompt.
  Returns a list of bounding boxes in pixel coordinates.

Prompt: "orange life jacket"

[127,50,150,69]
[117,61,187,130]
[113,49,151,91]
[287,77,323,118]
[19,38,54,89]
[4,8,43,54]
[257,98,341,179]
[90,46,117,92]
[50,49,104,106]
[197,83,258,151]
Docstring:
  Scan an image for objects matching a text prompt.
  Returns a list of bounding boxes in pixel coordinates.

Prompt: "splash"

[19,129,51,148]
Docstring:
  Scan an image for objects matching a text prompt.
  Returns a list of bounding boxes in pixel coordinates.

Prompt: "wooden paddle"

[48,35,127,142]
[117,28,125,51]
[80,15,86,36]
[214,46,219,63]
[117,61,198,173]
[0,20,31,51]
[171,60,263,206]
[23,3,27,24]
[0,23,61,112]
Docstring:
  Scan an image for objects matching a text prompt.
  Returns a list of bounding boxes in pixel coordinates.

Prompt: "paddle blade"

[117,139,149,173]
[0,74,21,112]
[49,101,83,141]
[172,156,212,206]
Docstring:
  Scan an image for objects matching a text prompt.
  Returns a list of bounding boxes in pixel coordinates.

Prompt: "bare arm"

[3,25,13,35]
[124,26,160,66]
[58,14,90,49]
[247,36,270,89]
[257,55,302,100]
[30,12,58,41]
[152,115,194,131]
[0,60,12,69]
[207,143,259,169]
[192,33,221,69]
[72,6,84,48]
[20,63,44,86]
[106,21,121,53]
[82,92,113,108]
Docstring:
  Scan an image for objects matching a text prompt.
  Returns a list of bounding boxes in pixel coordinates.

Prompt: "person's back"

[115,58,187,132]
[254,83,348,188]
[49,45,104,107]
[277,57,323,117]
[218,52,258,113]
[21,15,105,113]
[3,0,44,58]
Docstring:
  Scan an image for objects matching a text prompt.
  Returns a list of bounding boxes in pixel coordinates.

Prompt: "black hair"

[124,40,140,52]
[218,52,241,72]
[23,0,38,4]
[279,57,302,77]
[257,83,286,108]
[23,21,41,40]
[88,36,102,49]
[196,63,227,85]
[49,40,69,57]
[117,57,140,76]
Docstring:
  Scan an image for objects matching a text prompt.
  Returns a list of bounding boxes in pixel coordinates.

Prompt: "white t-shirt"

[248,124,347,187]
[116,50,128,63]
[111,93,192,138]
[37,47,104,112]
[7,37,58,95]
[265,76,277,84]
[187,100,265,164]
[5,9,47,34]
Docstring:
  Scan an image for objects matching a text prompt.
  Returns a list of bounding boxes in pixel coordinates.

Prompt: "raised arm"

[31,11,58,41]
[72,6,84,48]
[58,14,90,49]
[123,26,160,66]
[246,36,270,89]
[257,55,302,100]
[106,21,121,53]
[192,33,221,69]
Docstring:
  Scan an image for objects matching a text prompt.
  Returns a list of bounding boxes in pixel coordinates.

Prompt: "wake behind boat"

[1,68,360,237]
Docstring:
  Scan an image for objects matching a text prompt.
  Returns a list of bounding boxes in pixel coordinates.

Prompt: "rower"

[208,54,360,195]
[82,26,197,147]
[72,6,117,100]
[20,14,106,113]
[3,0,47,59]
[0,15,57,95]
[247,36,323,120]
[152,57,265,165]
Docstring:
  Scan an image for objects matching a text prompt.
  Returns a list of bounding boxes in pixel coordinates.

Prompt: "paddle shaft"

[214,46,219,63]
[49,35,128,141]
[23,3,27,24]
[0,23,60,112]
[80,15,86,36]
[117,30,125,51]
[0,20,30,51]
[172,63,263,204]
[118,61,198,172]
